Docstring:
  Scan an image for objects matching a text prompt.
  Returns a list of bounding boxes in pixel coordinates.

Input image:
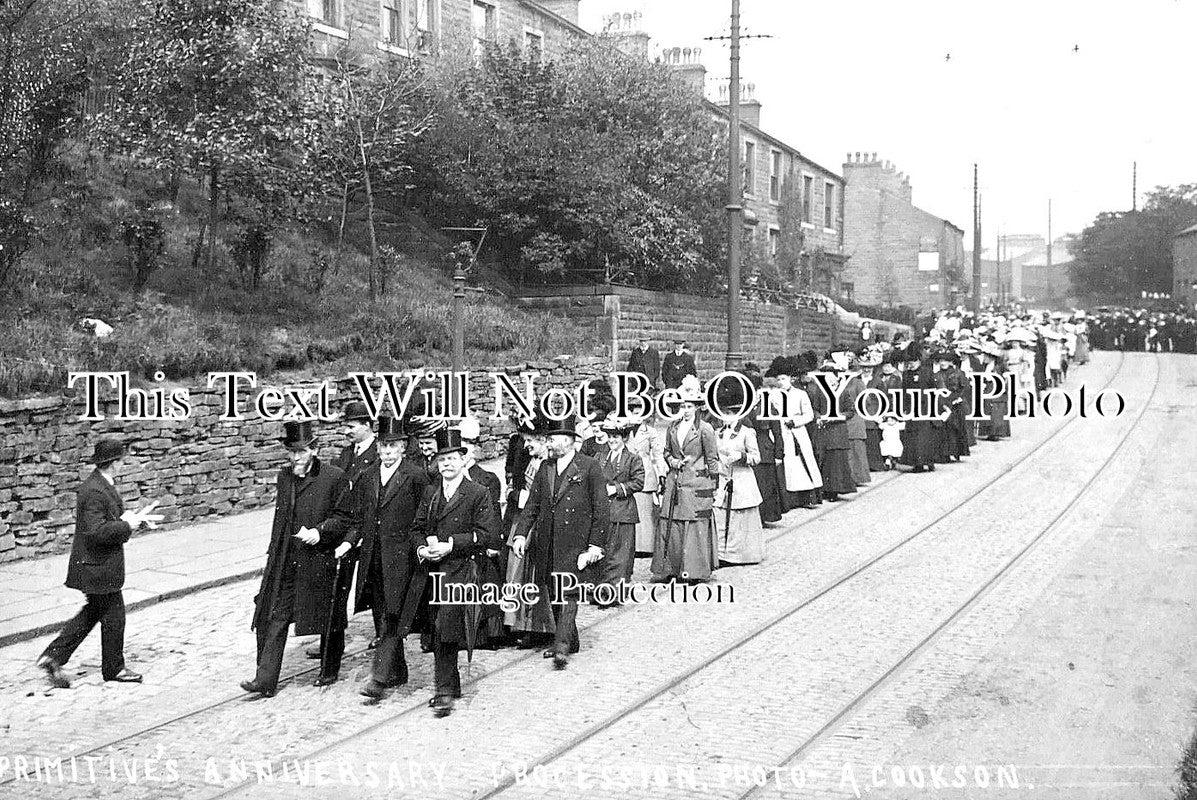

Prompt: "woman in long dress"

[626,418,665,555]
[977,343,1012,440]
[713,419,764,566]
[811,356,857,500]
[653,379,722,583]
[743,365,783,525]
[592,418,645,601]
[766,356,822,509]
[899,343,938,473]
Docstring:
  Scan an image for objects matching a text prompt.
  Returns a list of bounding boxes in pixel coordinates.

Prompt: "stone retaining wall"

[0,357,608,562]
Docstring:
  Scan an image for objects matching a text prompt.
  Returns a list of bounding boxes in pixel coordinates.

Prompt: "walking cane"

[722,477,734,549]
[320,553,348,683]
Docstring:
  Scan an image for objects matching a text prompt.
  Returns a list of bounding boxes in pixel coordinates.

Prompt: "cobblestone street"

[1,352,1193,800]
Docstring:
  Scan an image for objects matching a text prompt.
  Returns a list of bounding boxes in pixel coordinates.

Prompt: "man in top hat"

[626,336,661,392]
[407,428,503,716]
[36,438,162,688]
[661,339,697,390]
[306,399,382,659]
[511,412,610,669]
[242,421,355,697]
[348,416,430,700]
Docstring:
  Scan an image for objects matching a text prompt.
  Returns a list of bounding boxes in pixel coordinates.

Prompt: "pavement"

[0,456,506,648]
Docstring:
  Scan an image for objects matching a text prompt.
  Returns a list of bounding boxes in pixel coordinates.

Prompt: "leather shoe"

[360,680,385,700]
[542,648,555,659]
[552,652,569,670]
[305,643,322,659]
[106,669,143,683]
[313,673,338,687]
[430,695,453,717]
[239,679,277,698]
[36,656,70,689]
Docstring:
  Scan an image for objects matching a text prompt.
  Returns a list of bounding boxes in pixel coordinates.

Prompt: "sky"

[577,0,1197,253]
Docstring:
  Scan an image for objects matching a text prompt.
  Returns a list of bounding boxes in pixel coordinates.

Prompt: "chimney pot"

[872,152,878,162]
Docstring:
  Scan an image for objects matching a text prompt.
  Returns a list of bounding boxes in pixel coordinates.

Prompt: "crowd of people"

[35,307,1115,717]
[1085,306,1197,353]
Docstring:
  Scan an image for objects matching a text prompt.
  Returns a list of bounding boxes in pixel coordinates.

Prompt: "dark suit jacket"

[596,448,644,524]
[347,461,429,619]
[252,458,354,636]
[661,351,697,389]
[515,452,610,581]
[627,346,661,386]
[65,470,133,595]
[333,440,379,486]
[406,479,503,643]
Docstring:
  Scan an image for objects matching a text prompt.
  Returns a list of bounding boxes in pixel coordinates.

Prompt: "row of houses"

[297,0,969,310]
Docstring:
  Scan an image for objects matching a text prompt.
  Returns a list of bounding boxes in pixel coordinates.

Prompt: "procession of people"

[38,318,1109,715]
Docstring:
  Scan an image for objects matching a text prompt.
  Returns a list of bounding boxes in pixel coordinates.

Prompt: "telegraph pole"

[972,165,981,312]
[1132,161,1138,212]
[706,1,770,370]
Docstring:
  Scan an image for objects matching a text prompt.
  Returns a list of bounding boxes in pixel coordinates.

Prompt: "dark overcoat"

[627,346,661,387]
[347,461,429,620]
[251,458,353,636]
[65,470,133,595]
[661,351,697,389]
[515,452,611,581]
[406,479,503,644]
[467,463,503,511]
[595,447,644,524]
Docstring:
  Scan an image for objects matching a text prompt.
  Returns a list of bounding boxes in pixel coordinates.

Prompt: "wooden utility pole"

[972,165,981,312]
[1132,161,1138,212]
[725,0,743,370]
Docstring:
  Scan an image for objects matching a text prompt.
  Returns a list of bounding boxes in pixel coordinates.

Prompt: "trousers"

[552,597,579,656]
[42,591,126,680]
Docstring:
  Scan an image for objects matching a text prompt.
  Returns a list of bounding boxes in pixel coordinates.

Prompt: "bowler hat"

[433,428,468,456]
[279,420,316,450]
[376,415,405,443]
[87,437,127,465]
[342,401,372,422]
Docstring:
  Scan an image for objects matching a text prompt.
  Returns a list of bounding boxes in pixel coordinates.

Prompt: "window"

[743,141,756,196]
[768,226,781,260]
[472,0,496,55]
[381,0,404,46]
[824,181,836,229]
[310,0,339,26]
[413,0,436,50]
[524,29,543,62]
[801,175,814,224]
[769,150,782,202]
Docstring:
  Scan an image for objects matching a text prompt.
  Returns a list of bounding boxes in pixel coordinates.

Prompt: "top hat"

[376,415,405,443]
[539,413,580,438]
[433,428,468,457]
[279,420,316,450]
[342,401,372,422]
[87,437,128,465]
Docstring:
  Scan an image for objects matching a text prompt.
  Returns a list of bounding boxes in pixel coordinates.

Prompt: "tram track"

[0,352,1130,797]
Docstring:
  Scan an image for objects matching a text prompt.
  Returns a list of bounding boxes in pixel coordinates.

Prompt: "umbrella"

[460,554,484,668]
[321,550,357,681]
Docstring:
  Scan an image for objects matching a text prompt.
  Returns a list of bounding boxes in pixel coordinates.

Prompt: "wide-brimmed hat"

[599,416,636,436]
[376,415,405,443]
[87,437,127,465]
[433,428,468,456]
[980,341,1005,358]
[675,374,705,405]
[342,401,372,422]
[279,420,316,450]
[406,416,447,440]
[858,346,884,367]
[764,355,795,379]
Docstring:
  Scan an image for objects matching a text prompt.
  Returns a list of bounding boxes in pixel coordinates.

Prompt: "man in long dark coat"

[626,337,661,391]
[37,438,160,688]
[349,416,429,699]
[242,421,354,697]
[660,340,697,390]
[511,413,609,670]
[407,428,503,717]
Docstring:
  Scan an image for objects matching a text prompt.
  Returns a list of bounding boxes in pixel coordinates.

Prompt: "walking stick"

[320,553,347,682]
[722,477,734,549]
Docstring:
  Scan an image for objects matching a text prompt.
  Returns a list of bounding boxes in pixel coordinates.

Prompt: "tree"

[318,47,432,300]
[0,0,91,286]
[1070,184,1197,300]
[94,0,326,279]
[410,37,725,291]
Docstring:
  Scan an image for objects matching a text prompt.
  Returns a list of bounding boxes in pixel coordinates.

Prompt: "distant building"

[1174,223,1197,306]
[968,233,1076,306]
[840,153,965,310]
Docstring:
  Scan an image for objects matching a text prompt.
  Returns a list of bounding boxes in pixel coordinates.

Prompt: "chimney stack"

[716,80,761,127]
[604,10,651,60]
[663,45,707,97]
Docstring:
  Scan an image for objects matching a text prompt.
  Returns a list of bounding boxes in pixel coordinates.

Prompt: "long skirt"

[652,514,718,581]
[848,439,871,484]
[781,426,822,492]
[633,492,657,554]
[777,463,819,510]
[753,462,783,523]
[977,394,1011,439]
[593,521,636,589]
[819,448,857,496]
[901,421,937,468]
[715,506,765,565]
[865,428,885,471]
